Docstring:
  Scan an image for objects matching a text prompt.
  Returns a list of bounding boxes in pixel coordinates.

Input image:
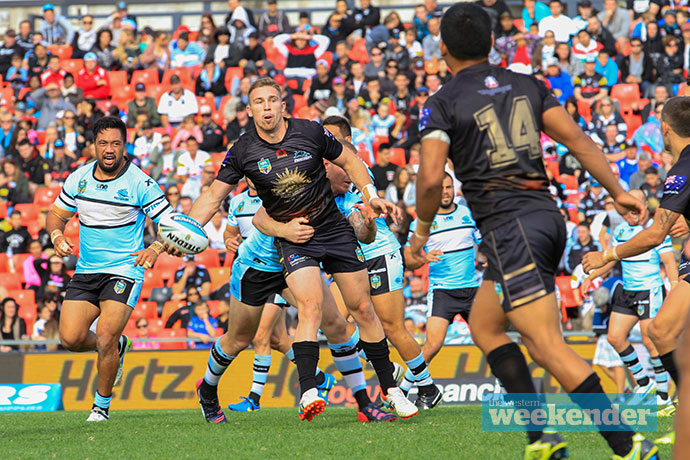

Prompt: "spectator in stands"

[0,30,23,78]
[308,59,333,108]
[614,139,639,185]
[323,11,353,52]
[573,54,609,107]
[172,254,211,300]
[148,134,180,184]
[132,121,160,167]
[0,158,29,204]
[126,83,159,128]
[598,0,630,46]
[165,287,199,329]
[572,29,603,62]
[225,0,256,28]
[591,96,627,142]
[75,99,103,144]
[57,110,82,156]
[656,36,684,92]
[239,31,270,76]
[371,143,397,194]
[352,0,381,32]
[258,0,291,40]
[423,17,442,60]
[41,55,66,88]
[223,75,251,123]
[113,29,141,72]
[91,29,118,71]
[0,112,14,154]
[23,239,44,293]
[132,317,159,350]
[31,302,56,350]
[0,297,27,352]
[187,301,218,349]
[140,30,170,72]
[176,136,210,200]
[207,26,231,67]
[16,139,50,192]
[564,223,601,274]
[629,151,665,190]
[198,106,224,153]
[475,0,510,33]
[405,275,428,310]
[275,31,330,83]
[599,125,626,162]
[545,58,573,104]
[197,13,218,51]
[532,29,557,71]
[681,23,690,74]
[40,3,74,45]
[195,57,227,103]
[522,0,550,30]
[16,20,33,55]
[73,15,97,59]
[24,43,48,79]
[348,60,367,97]
[6,53,28,93]
[172,114,202,150]
[170,32,205,69]
[47,139,76,186]
[385,166,413,205]
[578,179,608,225]
[76,52,110,100]
[364,47,385,79]
[61,73,83,107]
[204,211,227,254]
[586,16,616,55]
[660,10,679,37]
[33,254,71,299]
[157,74,199,127]
[1,210,31,254]
[640,167,663,201]
[405,28,424,60]
[620,37,654,97]
[227,7,256,64]
[225,101,251,145]
[565,98,586,131]
[594,49,618,86]
[538,0,576,42]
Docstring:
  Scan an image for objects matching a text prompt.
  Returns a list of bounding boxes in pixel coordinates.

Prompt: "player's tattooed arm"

[348,204,377,244]
[613,208,679,260]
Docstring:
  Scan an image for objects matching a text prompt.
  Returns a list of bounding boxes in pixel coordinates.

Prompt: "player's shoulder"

[292,118,326,137]
[229,190,249,208]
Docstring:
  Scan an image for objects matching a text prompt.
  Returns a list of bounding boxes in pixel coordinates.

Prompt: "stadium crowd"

[0,0,682,351]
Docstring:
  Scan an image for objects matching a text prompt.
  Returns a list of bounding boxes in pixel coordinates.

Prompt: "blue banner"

[0,384,63,412]
[482,393,657,432]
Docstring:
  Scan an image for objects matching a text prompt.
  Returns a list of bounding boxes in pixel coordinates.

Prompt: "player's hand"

[582,251,607,274]
[613,192,645,219]
[224,234,242,253]
[426,249,443,263]
[131,248,158,270]
[408,232,430,265]
[582,277,592,295]
[183,264,196,277]
[353,203,377,228]
[162,242,184,257]
[369,197,401,225]
[671,217,690,238]
[53,235,74,257]
[279,217,314,244]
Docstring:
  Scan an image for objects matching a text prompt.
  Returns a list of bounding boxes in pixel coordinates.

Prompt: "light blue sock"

[405,352,433,386]
[284,347,295,362]
[328,329,366,394]
[94,391,112,409]
[250,354,272,398]
[400,369,415,393]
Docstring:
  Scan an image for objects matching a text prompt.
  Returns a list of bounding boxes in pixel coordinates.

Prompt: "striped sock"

[350,326,369,362]
[651,355,669,400]
[328,333,367,395]
[284,347,295,362]
[204,340,236,387]
[400,368,415,393]
[619,345,650,387]
[248,354,272,404]
[405,352,433,387]
[94,391,112,409]
[285,347,324,383]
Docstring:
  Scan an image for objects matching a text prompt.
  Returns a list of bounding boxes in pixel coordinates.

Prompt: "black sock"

[353,389,371,410]
[571,373,633,456]
[660,350,679,386]
[487,342,542,444]
[315,371,325,386]
[292,341,320,397]
[361,339,396,392]
[248,391,260,405]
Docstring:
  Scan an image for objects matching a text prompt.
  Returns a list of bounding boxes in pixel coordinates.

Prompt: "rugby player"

[47,117,173,421]
[404,173,481,392]
[409,4,653,459]
[585,190,676,407]
[583,97,690,457]
[183,77,414,421]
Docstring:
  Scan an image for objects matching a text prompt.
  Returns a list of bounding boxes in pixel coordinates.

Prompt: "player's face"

[95,128,126,173]
[326,162,351,195]
[248,86,286,134]
[440,176,454,209]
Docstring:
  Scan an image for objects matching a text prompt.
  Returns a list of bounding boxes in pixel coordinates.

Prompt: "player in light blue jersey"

[586,189,677,406]
[324,116,440,410]
[47,117,173,422]
[405,173,482,386]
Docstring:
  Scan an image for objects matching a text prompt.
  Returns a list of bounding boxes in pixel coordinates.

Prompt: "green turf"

[0,406,673,460]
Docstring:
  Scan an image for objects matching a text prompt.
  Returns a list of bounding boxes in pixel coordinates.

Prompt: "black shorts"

[481,209,566,312]
[428,287,478,322]
[611,286,665,320]
[64,273,143,308]
[230,261,287,307]
[275,215,366,277]
[680,256,690,283]
[366,249,405,296]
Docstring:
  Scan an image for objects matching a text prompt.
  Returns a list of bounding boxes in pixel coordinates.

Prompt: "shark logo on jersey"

[77,179,87,194]
[114,279,126,295]
[370,274,381,289]
[115,189,129,201]
[258,158,272,174]
[462,216,472,224]
[355,247,365,262]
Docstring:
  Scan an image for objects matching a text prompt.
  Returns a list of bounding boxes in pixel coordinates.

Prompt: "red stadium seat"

[134,301,158,320]
[154,253,182,284]
[556,275,578,309]
[14,203,39,224]
[33,186,61,208]
[149,318,165,336]
[558,174,579,191]
[296,106,319,121]
[207,300,220,318]
[576,100,593,125]
[545,161,560,179]
[107,70,128,89]
[1,273,23,290]
[148,84,168,104]
[0,254,9,273]
[610,83,641,111]
[162,68,193,88]
[0,201,7,219]
[158,329,188,350]
[161,300,185,325]
[210,152,226,174]
[389,148,407,167]
[64,217,80,238]
[11,254,30,276]
[224,67,243,92]
[140,270,165,300]
[48,44,72,60]
[291,94,306,116]
[195,249,220,269]
[131,69,159,88]
[208,267,230,291]
[196,96,215,112]
[18,303,37,333]
[61,59,84,74]
[12,289,36,307]
[317,51,333,67]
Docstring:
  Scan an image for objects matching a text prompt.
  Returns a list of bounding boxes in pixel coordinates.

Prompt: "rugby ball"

[158,213,209,255]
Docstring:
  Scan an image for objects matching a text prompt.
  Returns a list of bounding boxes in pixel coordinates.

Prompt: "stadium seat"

[148,84,168,104]
[389,148,407,167]
[107,70,128,89]
[207,300,221,318]
[545,161,560,179]
[140,270,165,300]
[187,64,202,80]
[292,94,306,116]
[195,249,220,269]
[62,59,84,74]
[610,84,641,111]
[134,301,158,320]
[14,203,39,223]
[13,290,36,308]
[196,95,215,112]
[154,253,182,284]
[131,69,159,88]
[224,67,243,92]
[33,186,61,208]
[556,275,578,309]
[513,18,526,32]
[158,329,188,350]
[559,174,578,191]
[149,287,172,306]
[210,152,226,173]
[208,266,230,291]
[48,44,72,60]
[576,100,593,125]
[35,131,46,146]
[0,254,9,273]
[161,300,185,324]
[296,106,319,121]
[348,38,369,64]
[2,273,23,290]
[0,201,7,219]
[149,318,165,336]
[162,68,193,89]
[18,303,36,333]
[317,51,333,67]
[12,254,30,274]
[621,111,642,139]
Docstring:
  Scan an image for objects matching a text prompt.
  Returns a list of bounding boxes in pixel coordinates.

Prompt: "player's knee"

[607,334,625,351]
[423,337,443,357]
[298,301,322,323]
[348,298,376,322]
[641,335,655,352]
[60,333,85,351]
[96,333,119,354]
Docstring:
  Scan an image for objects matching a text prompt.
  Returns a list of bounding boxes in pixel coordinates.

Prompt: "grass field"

[0,405,674,460]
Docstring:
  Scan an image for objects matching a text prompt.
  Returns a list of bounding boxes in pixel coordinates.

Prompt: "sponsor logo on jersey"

[355,247,365,262]
[664,175,687,195]
[370,274,381,289]
[258,158,272,174]
[484,76,499,88]
[96,183,108,191]
[287,253,308,266]
[77,179,87,194]
[114,189,130,201]
[293,150,313,163]
[114,279,126,295]
[276,149,287,159]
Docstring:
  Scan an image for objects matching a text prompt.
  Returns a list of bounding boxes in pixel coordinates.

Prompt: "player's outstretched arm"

[252,206,314,243]
[47,205,75,257]
[542,105,644,217]
[188,179,234,226]
[583,207,680,273]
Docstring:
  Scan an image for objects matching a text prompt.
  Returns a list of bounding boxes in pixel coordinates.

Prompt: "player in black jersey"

[407,4,654,460]
[584,97,690,457]
[182,77,416,422]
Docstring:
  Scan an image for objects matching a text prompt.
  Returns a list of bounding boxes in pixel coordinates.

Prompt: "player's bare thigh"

[59,300,100,350]
[252,302,283,354]
[649,281,690,350]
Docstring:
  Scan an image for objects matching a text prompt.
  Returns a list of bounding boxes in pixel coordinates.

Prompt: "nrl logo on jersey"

[258,158,272,174]
[114,279,126,295]
[484,76,499,88]
[237,201,245,212]
[370,274,381,290]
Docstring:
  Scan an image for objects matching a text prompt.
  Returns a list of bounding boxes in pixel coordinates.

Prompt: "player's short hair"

[248,77,281,100]
[662,97,690,138]
[441,3,492,60]
[322,115,351,138]
[444,172,454,183]
[93,116,127,143]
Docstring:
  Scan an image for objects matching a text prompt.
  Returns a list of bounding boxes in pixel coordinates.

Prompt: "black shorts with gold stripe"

[480,210,566,312]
